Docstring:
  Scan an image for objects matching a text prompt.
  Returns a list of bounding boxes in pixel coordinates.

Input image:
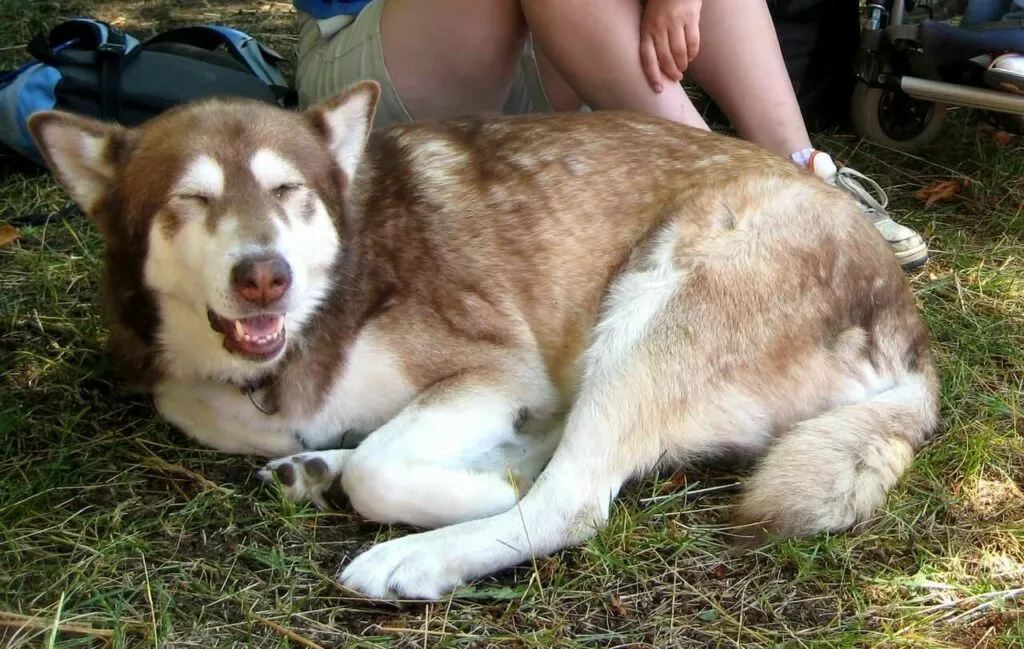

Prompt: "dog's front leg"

[260,371,560,529]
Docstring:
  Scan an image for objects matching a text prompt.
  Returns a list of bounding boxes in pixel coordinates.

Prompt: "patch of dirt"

[950,478,1024,524]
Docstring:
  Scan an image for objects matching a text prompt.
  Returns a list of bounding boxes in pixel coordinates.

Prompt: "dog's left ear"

[307,80,380,183]
[28,110,136,236]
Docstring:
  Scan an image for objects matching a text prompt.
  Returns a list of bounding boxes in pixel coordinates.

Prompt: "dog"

[28,80,940,600]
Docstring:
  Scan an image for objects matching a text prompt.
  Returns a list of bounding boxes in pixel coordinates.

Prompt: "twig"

[135,452,233,495]
[639,481,740,504]
[378,627,484,639]
[249,614,326,649]
[943,587,1024,625]
[0,612,115,638]
[971,626,996,649]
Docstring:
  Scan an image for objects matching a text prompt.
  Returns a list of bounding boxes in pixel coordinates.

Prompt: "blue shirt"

[293,0,371,19]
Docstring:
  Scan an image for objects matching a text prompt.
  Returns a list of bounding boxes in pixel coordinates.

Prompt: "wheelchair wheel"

[850,81,947,151]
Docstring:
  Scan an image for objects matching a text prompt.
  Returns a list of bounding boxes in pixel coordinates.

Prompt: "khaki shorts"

[295,0,554,129]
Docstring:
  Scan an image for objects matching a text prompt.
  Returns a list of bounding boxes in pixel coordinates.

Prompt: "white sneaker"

[807,151,929,269]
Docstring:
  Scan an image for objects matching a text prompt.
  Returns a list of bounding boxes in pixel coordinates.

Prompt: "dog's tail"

[734,367,940,541]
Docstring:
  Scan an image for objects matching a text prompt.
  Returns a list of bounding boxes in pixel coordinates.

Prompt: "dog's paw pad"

[300,456,329,480]
[272,461,297,486]
[259,450,350,510]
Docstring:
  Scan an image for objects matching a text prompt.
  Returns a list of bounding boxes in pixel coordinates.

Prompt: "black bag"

[0,18,295,166]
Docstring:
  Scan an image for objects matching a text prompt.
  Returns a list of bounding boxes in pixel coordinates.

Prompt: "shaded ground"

[1,1,1022,647]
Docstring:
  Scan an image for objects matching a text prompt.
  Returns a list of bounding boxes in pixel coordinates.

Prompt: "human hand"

[640,0,702,93]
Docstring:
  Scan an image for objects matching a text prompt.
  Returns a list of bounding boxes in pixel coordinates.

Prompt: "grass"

[1,1,1023,647]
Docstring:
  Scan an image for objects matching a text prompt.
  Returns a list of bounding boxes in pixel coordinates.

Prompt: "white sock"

[789,147,816,168]
[790,148,838,180]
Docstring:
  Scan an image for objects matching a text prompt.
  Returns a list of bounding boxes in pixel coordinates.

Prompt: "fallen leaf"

[660,472,688,493]
[537,556,559,581]
[993,129,1016,146]
[609,593,630,618]
[0,223,19,246]
[914,179,966,208]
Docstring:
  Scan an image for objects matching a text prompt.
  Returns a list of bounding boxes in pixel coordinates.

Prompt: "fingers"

[641,33,663,93]
[683,19,699,63]
[667,25,689,77]
[655,29,684,84]
[639,0,702,94]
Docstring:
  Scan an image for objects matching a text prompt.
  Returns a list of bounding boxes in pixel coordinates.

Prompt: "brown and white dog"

[28,81,940,600]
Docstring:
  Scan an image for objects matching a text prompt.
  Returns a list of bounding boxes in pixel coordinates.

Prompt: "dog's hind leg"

[337,228,760,600]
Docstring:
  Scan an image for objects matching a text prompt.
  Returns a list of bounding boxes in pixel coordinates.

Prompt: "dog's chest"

[290,328,420,448]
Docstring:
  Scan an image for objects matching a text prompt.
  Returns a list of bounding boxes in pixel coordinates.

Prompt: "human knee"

[379,0,529,114]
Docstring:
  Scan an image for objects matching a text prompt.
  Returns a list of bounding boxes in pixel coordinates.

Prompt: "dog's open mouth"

[207,309,286,360]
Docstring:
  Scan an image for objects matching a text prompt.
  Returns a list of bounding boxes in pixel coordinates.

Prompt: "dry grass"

[1,1,1022,647]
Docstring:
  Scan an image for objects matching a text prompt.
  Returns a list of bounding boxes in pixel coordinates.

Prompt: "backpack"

[0,18,295,167]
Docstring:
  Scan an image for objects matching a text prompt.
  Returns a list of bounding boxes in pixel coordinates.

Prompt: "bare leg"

[379,0,527,120]
[532,45,583,113]
[522,0,710,128]
[370,0,807,152]
[684,0,813,157]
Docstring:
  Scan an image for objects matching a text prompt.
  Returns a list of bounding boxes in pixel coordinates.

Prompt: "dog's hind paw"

[258,449,352,510]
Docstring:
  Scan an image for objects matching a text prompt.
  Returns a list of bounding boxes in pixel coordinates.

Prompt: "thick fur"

[29,81,940,600]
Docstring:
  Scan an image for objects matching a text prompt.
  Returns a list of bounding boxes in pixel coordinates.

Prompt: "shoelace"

[833,167,890,222]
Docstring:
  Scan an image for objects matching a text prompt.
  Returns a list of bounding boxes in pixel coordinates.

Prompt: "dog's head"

[29,81,380,385]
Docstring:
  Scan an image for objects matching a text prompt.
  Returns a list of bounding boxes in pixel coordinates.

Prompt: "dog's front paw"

[258,449,351,510]
[339,532,468,600]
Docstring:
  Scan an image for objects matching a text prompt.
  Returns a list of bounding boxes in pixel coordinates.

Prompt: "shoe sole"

[895,242,929,270]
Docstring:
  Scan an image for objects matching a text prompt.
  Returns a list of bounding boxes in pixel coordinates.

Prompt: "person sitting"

[292,0,929,269]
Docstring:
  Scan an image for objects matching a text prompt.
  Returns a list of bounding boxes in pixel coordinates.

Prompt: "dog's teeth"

[244,334,252,342]
[234,320,245,339]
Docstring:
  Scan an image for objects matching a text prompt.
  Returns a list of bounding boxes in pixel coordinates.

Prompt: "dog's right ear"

[28,110,135,236]
[306,80,381,185]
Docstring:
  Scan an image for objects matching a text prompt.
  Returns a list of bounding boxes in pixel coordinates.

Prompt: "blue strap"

[203,25,289,89]
[27,18,140,64]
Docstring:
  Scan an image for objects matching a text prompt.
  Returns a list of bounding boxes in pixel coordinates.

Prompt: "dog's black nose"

[231,254,292,306]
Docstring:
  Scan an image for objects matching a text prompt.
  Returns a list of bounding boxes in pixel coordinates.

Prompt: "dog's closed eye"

[176,193,212,206]
[272,183,302,200]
